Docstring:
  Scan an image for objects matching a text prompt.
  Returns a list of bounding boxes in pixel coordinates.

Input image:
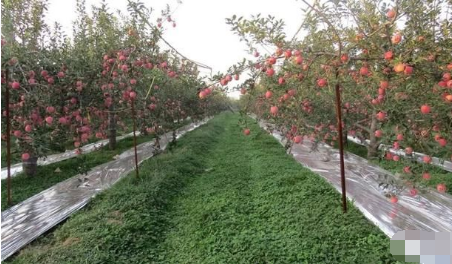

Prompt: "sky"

[45,0,306,99]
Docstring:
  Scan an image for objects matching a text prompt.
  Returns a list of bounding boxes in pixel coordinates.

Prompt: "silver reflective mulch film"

[1,119,210,261]
[256,118,452,238]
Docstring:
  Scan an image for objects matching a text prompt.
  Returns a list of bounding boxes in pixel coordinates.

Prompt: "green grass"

[343,141,452,195]
[7,113,401,264]
[1,133,155,211]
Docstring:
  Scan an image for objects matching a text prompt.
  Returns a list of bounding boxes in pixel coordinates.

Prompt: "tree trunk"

[108,103,116,150]
[367,110,379,159]
[23,156,38,177]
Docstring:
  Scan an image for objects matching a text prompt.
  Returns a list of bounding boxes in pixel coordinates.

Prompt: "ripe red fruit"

[403,166,410,173]
[145,103,156,111]
[340,54,349,63]
[234,74,239,81]
[266,68,275,77]
[436,183,446,193]
[129,91,137,99]
[74,141,81,148]
[265,91,273,99]
[25,125,32,132]
[380,81,389,89]
[390,196,398,204]
[404,65,413,75]
[443,73,451,81]
[393,141,400,149]
[284,49,292,58]
[391,33,402,44]
[317,78,327,87]
[11,81,20,89]
[396,134,403,141]
[409,188,418,196]
[59,117,68,125]
[423,155,432,164]
[13,130,22,137]
[254,51,259,57]
[288,89,296,96]
[294,56,303,65]
[375,130,383,138]
[243,129,250,136]
[46,106,55,113]
[130,79,137,85]
[267,57,276,65]
[438,138,447,147]
[22,153,30,160]
[41,70,48,77]
[422,172,431,180]
[387,9,396,19]
[278,77,285,85]
[359,66,369,76]
[294,135,302,144]
[199,91,207,99]
[270,106,278,115]
[376,111,386,121]
[384,51,393,60]
[57,72,65,78]
[45,116,53,124]
[420,105,431,114]
[393,155,400,161]
[225,75,232,82]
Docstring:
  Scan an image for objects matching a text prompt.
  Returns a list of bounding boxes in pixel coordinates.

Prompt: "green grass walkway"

[8,113,400,263]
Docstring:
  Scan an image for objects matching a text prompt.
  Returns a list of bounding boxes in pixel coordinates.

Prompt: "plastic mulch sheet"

[1,119,209,261]
[256,118,452,238]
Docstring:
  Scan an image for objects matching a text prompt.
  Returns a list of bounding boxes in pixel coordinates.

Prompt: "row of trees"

[1,0,229,176]
[221,0,451,198]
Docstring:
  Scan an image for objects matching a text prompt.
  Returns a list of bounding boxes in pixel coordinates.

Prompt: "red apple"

[375,130,383,138]
[11,81,20,89]
[243,129,250,135]
[270,106,278,115]
[436,183,446,193]
[265,91,273,99]
[387,9,396,19]
[392,33,402,44]
[390,196,398,203]
[422,172,431,180]
[45,116,53,124]
[423,155,432,164]
[384,51,393,60]
[317,78,327,87]
[294,135,302,144]
[420,105,431,114]
[376,111,386,121]
[22,153,30,160]
[266,68,275,77]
